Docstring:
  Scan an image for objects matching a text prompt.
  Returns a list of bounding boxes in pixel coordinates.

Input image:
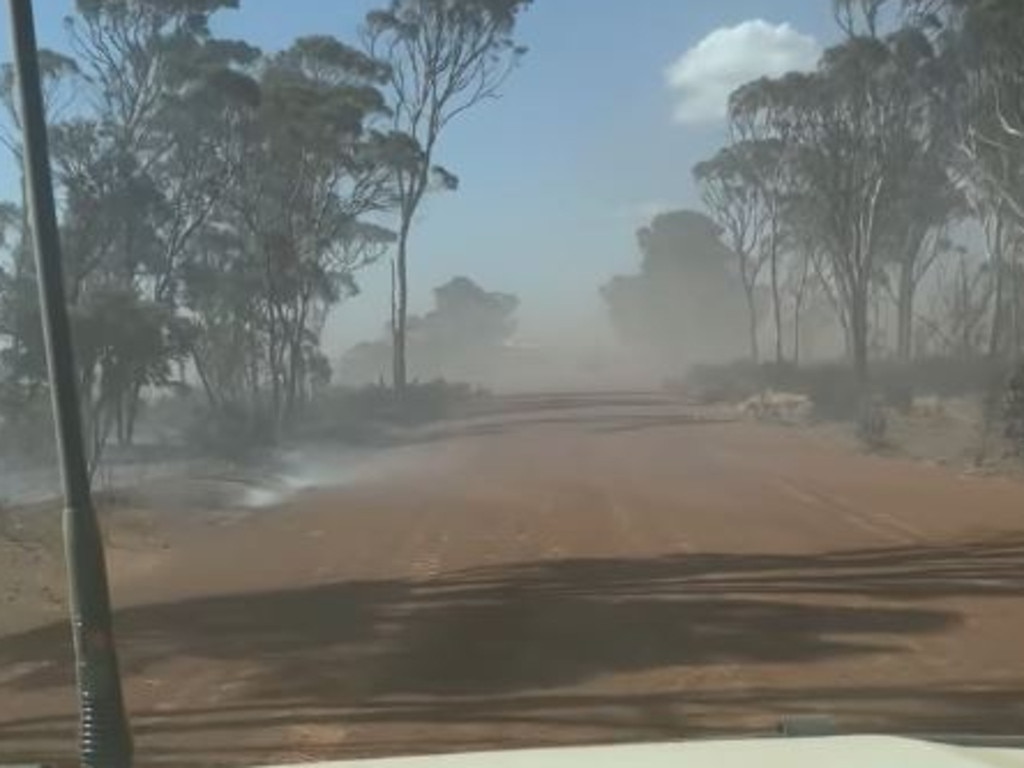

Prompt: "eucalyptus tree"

[363,0,530,392]
[693,142,772,363]
[189,36,396,427]
[732,33,941,382]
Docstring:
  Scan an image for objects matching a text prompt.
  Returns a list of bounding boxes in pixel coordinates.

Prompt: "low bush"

[1003,362,1024,455]
[177,380,487,454]
[682,359,858,419]
[183,402,277,462]
[856,397,889,450]
[0,395,55,468]
[682,360,776,404]
[343,379,482,425]
[293,379,489,442]
[682,355,1005,423]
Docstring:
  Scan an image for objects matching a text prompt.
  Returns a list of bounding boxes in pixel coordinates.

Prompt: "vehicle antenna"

[6,0,133,765]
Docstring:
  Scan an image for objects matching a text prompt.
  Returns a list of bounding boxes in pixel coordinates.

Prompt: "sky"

[0,0,844,358]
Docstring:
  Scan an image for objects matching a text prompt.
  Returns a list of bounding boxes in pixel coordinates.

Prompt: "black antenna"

[6,0,133,765]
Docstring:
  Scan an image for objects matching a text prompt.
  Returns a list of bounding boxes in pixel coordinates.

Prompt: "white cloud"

[665,19,821,125]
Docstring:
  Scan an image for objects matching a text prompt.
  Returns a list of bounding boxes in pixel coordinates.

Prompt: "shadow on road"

[2,536,1024,763]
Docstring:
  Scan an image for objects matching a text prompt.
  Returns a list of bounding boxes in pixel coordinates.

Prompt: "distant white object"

[260,736,1024,768]
[738,390,812,422]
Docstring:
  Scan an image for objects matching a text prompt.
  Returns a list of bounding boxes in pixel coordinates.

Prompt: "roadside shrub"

[293,379,490,442]
[683,355,1004,423]
[1003,362,1024,455]
[0,393,55,468]
[184,402,277,461]
[333,379,484,424]
[799,365,863,421]
[682,360,860,420]
[876,357,1001,400]
[857,396,889,450]
[682,360,779,404]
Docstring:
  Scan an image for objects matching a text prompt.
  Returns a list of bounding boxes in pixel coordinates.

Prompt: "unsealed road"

[4,392,1024,766]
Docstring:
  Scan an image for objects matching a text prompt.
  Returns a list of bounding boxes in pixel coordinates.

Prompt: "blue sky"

[0,1,843,354]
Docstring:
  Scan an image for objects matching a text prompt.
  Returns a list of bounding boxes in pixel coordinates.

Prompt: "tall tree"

[917,0,1024,221]
[732,34,934,383]
[0,49,81,415]
[187,36,395,428]
[875,27,960,360]
[724,102,795,365]
[64,0,259,293]
[693,142,771,363]
[58,0,259,446]
[363,0,530,393]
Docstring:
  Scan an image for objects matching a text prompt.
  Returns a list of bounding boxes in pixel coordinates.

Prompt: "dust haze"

[1,0,1022,507]
[10,2,1024,763]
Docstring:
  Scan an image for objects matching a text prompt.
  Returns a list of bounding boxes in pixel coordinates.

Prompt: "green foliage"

[0,1,416,467]
[682,7,1023,385]
[178,33,399,432]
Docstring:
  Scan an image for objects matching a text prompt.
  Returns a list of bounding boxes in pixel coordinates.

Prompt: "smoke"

[239,444,428,509]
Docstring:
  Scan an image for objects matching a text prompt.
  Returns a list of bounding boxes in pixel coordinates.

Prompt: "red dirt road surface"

[4,392,1024,766]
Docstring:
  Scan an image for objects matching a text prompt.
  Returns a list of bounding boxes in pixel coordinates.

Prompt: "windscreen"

[1,1,1024,765]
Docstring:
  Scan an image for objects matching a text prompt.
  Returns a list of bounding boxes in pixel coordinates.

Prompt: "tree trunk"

[989,263,1004,360]
[793,316,801,367]
[896,260,914,362]
[850,287,870,387]
[267,306,283,427]
[1013,258,1022,362]
[285,339,300,419]
[392,219,410,394]
[115,394,125,446]
[770,228,783,364]
[959,259,972,359]
[792,294,805,367]
[988,220,1005,360]
[744,286,759,364]
[269,352,282,428]
[124,382,141,445]
[191,347,218,410]
[791,253,811,367]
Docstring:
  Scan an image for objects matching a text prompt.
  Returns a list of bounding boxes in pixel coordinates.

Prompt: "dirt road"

[4,393,1024,766]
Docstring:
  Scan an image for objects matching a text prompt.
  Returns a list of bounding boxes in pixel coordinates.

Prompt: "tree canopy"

[682,1,1024,382]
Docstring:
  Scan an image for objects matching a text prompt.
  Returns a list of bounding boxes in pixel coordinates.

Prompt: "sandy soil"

[803,394,1024,478]
[4,392,1024,766]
